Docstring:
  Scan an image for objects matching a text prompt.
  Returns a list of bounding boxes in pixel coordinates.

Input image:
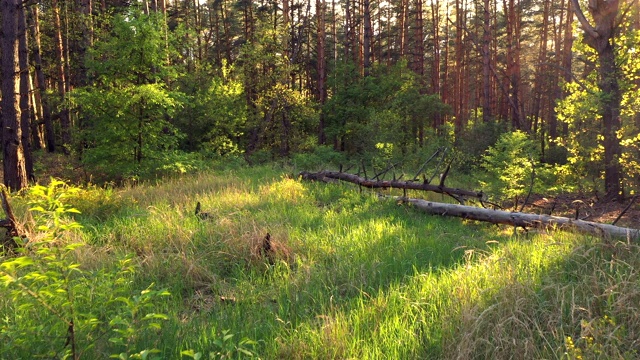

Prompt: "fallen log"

[394,196,640,241]
[300,170,484,202]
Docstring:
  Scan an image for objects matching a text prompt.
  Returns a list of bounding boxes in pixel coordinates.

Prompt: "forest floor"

[525,194,640,229]
[2,164,640,359]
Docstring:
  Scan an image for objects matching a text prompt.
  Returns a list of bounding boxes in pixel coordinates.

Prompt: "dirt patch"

[524,194,640,229]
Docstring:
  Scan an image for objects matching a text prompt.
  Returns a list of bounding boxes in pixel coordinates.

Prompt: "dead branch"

[392,196,640,241]
[300,170,484,202]
[613,195,638,226]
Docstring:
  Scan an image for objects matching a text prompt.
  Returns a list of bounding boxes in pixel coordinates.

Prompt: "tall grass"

[2,165,639,359]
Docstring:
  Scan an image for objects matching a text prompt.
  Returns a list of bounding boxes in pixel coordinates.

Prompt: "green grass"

[2,166,639,359]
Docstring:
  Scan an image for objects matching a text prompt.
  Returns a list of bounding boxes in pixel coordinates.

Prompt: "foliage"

[235,15,320,157]
[73,11,194,182]
[291,145,346,171]
[174,63,248,154]
[73,84,185,181]
[455,119,506,173]
[480,131,552,204]
[556,22,640,196]
[324,62,450,158]
[0,180,170,359]
[181,329,258,359]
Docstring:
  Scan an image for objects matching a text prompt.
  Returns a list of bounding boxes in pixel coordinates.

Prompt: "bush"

[480,131,552,205]
[292,145,347,171]
[455,119,506,173]
[0,180,170,359]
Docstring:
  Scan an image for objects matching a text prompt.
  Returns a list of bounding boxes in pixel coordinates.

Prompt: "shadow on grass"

[68,169,598,359]
[148,178,510,359]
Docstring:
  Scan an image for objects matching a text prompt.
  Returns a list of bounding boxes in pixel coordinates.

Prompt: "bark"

[571,0,622,200]
[52,0,71,153]
[1,0,29,191]
[531,0,550,143]
[503,0,524,129]
[393,196,640,241]
[29,72,46,150]
[344,0,353,60]
[399,0,408,58]
[28,5,55,152]
[430,0,443,128]
[453,0,465,134]
[300,171,484,201]
[317,0,327,144]
[0,188,23,251]
[18,4,35,181]
[412,0,424,80]
[363,0,372,75]
[76,0,93,87]
[481,0,491,122]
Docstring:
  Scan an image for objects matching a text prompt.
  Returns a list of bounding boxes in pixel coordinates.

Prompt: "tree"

[73,12,183,178]
[571,0,623,200]
[317,0,327,144]
[18,1,35,181]
[28,5,56,152]
[1,0,29,190]
[51,0,71,153]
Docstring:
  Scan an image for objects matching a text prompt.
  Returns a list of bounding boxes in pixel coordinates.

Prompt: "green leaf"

[180,350,202,359]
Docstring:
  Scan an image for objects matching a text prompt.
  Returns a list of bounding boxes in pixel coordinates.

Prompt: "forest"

[1,0,640,358]
[0,0,637,197]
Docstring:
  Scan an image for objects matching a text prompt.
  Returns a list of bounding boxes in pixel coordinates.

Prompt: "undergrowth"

[1,166,639,359]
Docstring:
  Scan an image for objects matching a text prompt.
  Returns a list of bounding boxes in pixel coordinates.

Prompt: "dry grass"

[443,240,640,359]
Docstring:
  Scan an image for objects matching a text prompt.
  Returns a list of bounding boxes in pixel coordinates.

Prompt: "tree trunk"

[481,0,492,122]
[28,5,55,153]
[317,0,327,144]
[299,170,484,201]
[531,0,550,145]
[412,0,424,80]
[399,0,407,58]
[453,0,466,135]
[1,0,29,191]
[52,0,71,153]
[571,0,622,200]
[363,0,372,75]
[560,0,573,137]
[18,4,35,182]
[430,0,443,128]
[76,0,93,87]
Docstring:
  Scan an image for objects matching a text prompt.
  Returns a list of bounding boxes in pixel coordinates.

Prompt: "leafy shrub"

[0,180,170,359]
[456,119,506,173]
[480,131,553,205]
[292,145,347,171]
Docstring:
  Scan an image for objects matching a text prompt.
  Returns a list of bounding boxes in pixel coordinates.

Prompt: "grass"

[2,165,640,359]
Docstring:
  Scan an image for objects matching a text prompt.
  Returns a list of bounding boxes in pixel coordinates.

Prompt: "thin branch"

[571,0,600,39]
[615,0,638,31]
[412,147,442,181]
[612,195,637,226]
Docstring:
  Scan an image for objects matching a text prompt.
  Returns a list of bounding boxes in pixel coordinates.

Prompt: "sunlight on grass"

[4,166,638,359]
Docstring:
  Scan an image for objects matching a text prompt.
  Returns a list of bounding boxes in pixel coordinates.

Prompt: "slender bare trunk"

[18,4,34,181]
[2,0,29,190]
[317,0,327,144]
[363,0,372,75]
[29,6,55,153]
[52,0,71,153]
